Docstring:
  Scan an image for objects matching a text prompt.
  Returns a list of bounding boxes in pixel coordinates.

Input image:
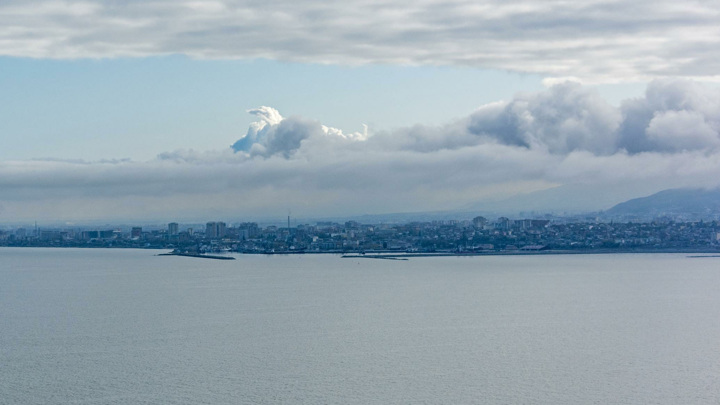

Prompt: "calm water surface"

[1,248,720,404]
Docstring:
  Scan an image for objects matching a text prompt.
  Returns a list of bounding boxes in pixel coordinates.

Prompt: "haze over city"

[2,0,720,222]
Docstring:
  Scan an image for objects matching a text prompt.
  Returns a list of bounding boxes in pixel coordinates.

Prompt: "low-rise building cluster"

[2,216,720,253]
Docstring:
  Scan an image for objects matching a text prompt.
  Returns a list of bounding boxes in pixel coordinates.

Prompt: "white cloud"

[2,80,720,222]
[618,80,720,153]
[646,110,720,152]
[467,82,622,154]
[231,106,367,157]
[542,77,583,87]
[1,0,720,82]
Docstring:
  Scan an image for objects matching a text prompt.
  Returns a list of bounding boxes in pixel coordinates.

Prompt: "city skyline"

[5,215,720,257]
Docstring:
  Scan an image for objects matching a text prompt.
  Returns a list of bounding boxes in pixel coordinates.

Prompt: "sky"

[1,0,720,224]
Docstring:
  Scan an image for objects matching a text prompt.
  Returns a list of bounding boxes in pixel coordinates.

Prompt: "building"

[131,227,142,239]
[206,221,226,239]
[168,222,179,236]
[40,230,63,241]
[237,222,259,238]
[81,230,99,240]
[472,216,488,228]
[495,217,511,231]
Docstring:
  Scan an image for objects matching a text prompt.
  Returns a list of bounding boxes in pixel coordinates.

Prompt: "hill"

[607,188,720,217]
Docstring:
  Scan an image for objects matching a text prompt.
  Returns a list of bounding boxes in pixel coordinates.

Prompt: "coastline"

[340,248,720,259]
[3,245,720,257]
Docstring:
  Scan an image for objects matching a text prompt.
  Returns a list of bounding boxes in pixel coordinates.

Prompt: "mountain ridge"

[607,188,720,216]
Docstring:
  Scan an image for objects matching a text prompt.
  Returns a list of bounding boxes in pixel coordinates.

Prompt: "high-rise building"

[495,217,511,231]
[168,222,179,236]
[238,222,259,238]
[206,222,226,239]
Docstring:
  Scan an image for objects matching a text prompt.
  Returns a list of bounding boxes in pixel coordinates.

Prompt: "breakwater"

[158,252,235,260]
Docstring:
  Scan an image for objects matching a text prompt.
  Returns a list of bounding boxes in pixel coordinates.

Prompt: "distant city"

[3,213,720,254]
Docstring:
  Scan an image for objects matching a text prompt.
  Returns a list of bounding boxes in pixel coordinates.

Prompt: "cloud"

[1,1,720,82]
[231,106,366,157]
[618,80,720,153]
[467,82,622,154]
[646,110,720,151]
[2,80,720,222]
[463,80,720,155]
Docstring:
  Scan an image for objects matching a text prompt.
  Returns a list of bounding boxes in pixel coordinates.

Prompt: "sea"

[1,248,719,404]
